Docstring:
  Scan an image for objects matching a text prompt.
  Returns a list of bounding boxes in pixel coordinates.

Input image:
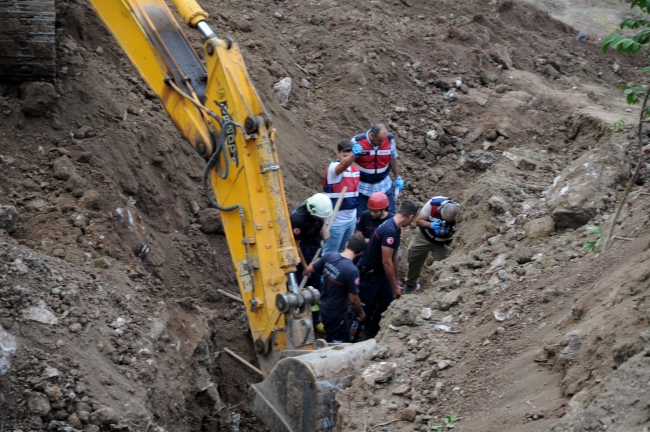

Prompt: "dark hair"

[369,123,387,136]
[337,139,352,151]
[347,234,367,254]
[397,200,419,217]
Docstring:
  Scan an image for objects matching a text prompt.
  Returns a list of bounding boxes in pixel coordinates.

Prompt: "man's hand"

[394,177,404,193]
[352,143,363,157]
[430,219,442,235]
[393,285,402,299]
[357,312,366,321]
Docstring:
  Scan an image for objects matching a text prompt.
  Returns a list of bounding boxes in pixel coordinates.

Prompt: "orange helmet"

[367,192,389,211]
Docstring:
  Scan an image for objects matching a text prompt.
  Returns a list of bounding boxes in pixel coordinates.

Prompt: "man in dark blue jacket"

[355,200,418,338]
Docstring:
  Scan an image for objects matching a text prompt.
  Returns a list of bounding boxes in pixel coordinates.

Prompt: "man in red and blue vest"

[404,197,459,294]
[351,123,404,214]
[322,140,361,254]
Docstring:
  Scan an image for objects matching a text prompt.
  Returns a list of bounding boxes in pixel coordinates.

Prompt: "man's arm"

[389,158,399,178]
[307,257,324,275]
[295,239,308,273]
[349,293,366,321]
[321,222,330,241]
[393,249,400,290]
[415,212,431,228]
[382,245,401,298]
[334,153,356,175]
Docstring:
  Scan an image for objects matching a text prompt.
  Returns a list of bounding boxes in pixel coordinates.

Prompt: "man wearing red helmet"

[355,192,394,241]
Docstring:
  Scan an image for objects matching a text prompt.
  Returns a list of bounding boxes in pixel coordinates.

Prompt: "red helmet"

[368,192,389,211]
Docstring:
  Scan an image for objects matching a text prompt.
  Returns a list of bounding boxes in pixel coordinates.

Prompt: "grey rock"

[370,345,391,360]
[392,384,410,395]
[199,208,224,234]
[439,290,462,311]
[391,308,418,326]
[272,77,292,107]
[66,172,87,192]
[362,362,396,385]
[20,82,57,117]
[479,70,499,85]
[78,190,103,211]
[0,205,18,233]
[466,150,495,171]
[515,157,537,171]
[27,392,51,416]
[524,216,555,239]
[73,125,93,139]
[488,44,513,69]
[402,406,417,422]
[90,406,119,426]
[44,385,63,401]
[53,156,76,181]
[476,97,488,106]
[542,64,559,78]
[487,234,501,246]
[512,246,533,264]
[545,150,629,229]
[13,258,28,275]
[443,91,459,102]
[488,196,510,214]
[89,257,112,269]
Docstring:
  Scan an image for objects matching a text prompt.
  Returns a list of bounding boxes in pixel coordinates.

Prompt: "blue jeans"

[357,185,396,215]
[322,218,356,254]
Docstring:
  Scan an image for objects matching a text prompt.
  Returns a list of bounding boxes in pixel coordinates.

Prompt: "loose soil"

[0,0,649,431]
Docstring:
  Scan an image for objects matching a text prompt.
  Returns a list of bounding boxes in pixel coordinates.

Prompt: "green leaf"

[627,93,640,104]
[586,226,602,236]
[643,66,650,72]
[619,84,631,90]
[595,237,603,248]
[431,426,442,432]
[603,34,624,53]
[583,240,596,251]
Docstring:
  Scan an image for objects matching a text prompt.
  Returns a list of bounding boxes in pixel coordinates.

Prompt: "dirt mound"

[0,0,649,430]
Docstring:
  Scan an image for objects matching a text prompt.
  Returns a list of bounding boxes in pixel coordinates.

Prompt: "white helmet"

[305,193,333,218]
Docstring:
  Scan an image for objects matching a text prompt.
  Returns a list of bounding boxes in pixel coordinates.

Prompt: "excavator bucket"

[250,339,376,432]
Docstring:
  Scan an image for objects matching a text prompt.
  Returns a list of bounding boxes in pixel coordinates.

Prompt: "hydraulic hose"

[202,120,243,212]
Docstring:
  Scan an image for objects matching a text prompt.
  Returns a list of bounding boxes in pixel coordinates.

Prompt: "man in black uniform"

[290,192,332,288]
[306,234,367,343]
[356,200,419,339]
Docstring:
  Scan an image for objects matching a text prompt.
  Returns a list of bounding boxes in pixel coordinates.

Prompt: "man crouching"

[306,234,367,343]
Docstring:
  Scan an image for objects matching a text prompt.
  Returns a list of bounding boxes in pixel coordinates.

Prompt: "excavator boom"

[84,0,374,429]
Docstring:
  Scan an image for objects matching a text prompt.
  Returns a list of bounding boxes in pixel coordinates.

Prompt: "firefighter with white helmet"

[290,193,332,285]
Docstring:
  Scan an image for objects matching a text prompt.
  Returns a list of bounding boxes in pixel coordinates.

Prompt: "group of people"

[290,123,460,343]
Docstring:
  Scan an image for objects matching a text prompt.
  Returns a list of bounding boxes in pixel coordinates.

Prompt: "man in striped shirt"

[351,123,404,214]
[322,140,361,254]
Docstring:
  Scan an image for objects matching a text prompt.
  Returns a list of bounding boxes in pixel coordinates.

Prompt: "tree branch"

[602,86,650,251]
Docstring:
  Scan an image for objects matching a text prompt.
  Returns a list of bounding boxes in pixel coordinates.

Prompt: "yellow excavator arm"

[88,1,375,430]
